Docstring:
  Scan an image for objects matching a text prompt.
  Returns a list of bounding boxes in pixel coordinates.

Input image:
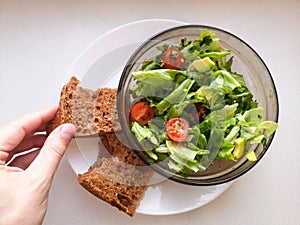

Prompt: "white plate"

[66,19,232,216]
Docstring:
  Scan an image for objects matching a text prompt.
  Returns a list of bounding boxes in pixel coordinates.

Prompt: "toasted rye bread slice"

[79,132,153,216]
[78,157,152,217]
[100,132,147,167]
[47,76,79,133]
[47,76,120,136]
[94,88,121,134]
[72,86,99,136]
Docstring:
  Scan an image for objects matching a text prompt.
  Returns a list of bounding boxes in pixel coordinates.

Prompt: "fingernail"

[60,124,75,141]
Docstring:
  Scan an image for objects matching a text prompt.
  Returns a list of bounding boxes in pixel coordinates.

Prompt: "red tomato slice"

[166,118,189,142]
[163,48,184,70]
[130,102,155,125]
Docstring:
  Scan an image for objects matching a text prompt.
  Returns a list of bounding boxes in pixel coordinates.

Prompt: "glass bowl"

[117,25,279,186]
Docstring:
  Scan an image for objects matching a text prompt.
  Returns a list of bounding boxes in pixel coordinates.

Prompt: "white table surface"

[1,0,299,224]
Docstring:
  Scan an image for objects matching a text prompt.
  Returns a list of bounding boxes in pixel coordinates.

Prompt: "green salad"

[128,29,278,173]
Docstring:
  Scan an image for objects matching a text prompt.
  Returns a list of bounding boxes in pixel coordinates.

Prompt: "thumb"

[27,123,75,179]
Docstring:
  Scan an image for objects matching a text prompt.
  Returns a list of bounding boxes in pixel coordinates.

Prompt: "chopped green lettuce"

[129,28,278,173]
[131,69,186,98]
[155,78,194,115]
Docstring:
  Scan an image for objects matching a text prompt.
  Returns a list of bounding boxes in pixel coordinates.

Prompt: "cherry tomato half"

[130,102,155,125]
[163,48,184,70]
[166,118,189,142]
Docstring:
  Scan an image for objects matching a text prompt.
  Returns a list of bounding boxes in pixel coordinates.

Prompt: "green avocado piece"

[190,57,215,73]
[233,137,246,159]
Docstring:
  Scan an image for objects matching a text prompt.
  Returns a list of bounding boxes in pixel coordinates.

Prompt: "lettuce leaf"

[155,78,194,115]
[131,69,186,98]
[131,122,159,149]
[166,140,207,172]
[237,108,278,144]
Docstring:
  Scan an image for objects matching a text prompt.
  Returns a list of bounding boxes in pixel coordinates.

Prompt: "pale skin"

[0,106,75,225]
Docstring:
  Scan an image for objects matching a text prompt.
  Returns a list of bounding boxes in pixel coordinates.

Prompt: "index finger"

[0,106,57,153]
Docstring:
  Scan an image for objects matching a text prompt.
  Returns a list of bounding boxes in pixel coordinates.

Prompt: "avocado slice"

[233,137,246,159]
[190,57,215,73]
[246,150,257,162]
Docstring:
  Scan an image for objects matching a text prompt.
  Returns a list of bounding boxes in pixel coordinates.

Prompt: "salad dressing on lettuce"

[129,29,278,174]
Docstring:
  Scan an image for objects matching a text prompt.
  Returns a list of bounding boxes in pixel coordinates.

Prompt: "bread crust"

[47,76,79,134]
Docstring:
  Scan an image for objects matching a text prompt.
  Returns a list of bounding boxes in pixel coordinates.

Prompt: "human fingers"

[26,123,75,180]
[6,134,47,164]
[7,149,41,170]
[0,106,57,155]
[0,165,23,172]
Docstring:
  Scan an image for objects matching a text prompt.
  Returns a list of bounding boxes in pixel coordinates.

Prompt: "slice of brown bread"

[47,76,120,136]
[79,132,153,216]
[72,86,100,136]
[47,76,80,133]
[100,132,146,167]
[78,157,152,217]
[94,88,121,134]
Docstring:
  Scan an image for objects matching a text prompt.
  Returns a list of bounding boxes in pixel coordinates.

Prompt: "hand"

[0,106,75,225]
